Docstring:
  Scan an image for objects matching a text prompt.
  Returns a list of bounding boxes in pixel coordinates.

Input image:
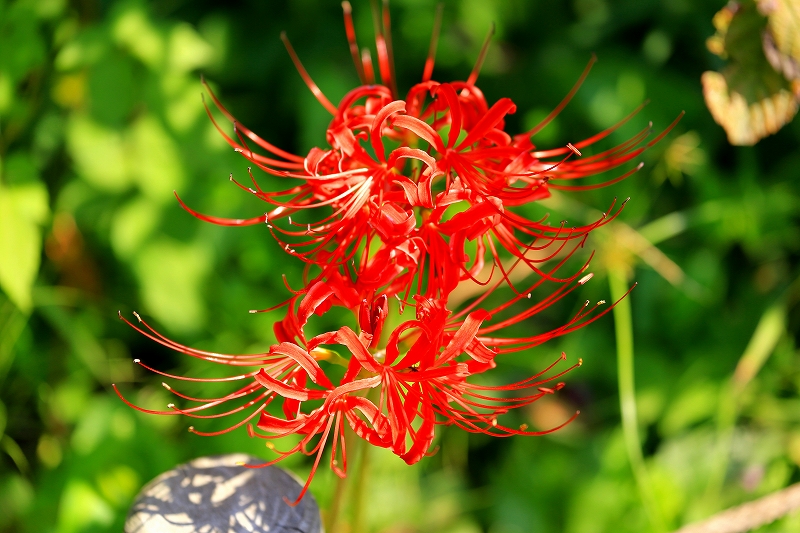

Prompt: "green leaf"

[134,238,211,334]
[0,182,49,312]
[110,196,162,258]
[0,3,46,81]
[130,115,185,201]
[66,114,131,192]
[168,23,214,73]
[111,3,164,69]
[57,480,114,533]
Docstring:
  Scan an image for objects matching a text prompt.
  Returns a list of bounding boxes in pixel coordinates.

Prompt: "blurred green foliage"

[1,0,799,532]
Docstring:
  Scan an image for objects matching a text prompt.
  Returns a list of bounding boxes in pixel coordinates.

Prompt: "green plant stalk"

[705,299,786,503]
[326,450,350,533]
[327,415,370,533]
[609,268,665,532]
[327,387,382,533]
[350,433,371,533]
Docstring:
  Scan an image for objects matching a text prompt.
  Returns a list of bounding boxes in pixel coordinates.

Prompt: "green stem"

[705,299,786,503]
[327,425,362,533]
[609,268,664,532]
[326,395,376,533]
[350,434,371,533]
[326,460,349,533]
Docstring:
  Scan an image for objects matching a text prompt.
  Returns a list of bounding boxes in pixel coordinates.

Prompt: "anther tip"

[162,382,171,390]
[133,359,141,364]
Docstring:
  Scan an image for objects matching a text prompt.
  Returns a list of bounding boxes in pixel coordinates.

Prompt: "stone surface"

[125,454,322,533]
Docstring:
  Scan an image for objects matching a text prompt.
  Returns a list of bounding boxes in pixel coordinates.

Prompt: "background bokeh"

[1,0,799,532]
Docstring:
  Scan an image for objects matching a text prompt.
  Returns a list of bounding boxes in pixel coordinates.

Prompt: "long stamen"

[281,32,337,115]
[381,0,399,98]
[369,0,393,92]
[342,1,367,84]
[422,4,444,82]
[466,23,495,87]
[361,48,376,84]
[527,54,597,137]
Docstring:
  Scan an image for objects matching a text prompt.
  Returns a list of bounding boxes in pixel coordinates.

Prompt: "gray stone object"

[125,454,322,533]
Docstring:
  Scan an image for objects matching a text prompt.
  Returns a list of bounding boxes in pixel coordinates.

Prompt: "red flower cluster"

[116,1,678,503]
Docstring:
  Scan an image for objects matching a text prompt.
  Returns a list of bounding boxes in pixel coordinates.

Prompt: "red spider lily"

[180,1,681,307]
[117,0,680,504]
[114,267,605,502]
[329,297,583,463]
[114,310,393,504]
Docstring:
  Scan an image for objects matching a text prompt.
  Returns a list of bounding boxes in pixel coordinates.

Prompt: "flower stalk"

[609,266,665,532]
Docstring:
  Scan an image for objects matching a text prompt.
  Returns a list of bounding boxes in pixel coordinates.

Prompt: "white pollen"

[578,273,594,285]
[133,359,141,363]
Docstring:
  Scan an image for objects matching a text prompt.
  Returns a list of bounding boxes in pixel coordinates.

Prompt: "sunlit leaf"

[130,115,185,201]
[168,23,215,73]
[57,480,115,533]
[66,114,131,191]
[110,196,162,258]
[134,238,211,334]
[111,3,164,69]
[0,182,49,312]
